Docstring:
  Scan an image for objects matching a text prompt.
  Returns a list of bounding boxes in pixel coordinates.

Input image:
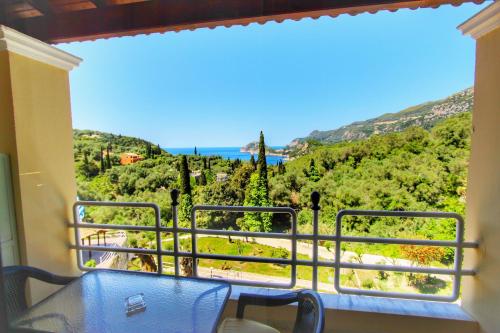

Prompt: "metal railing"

[71,190,478,302]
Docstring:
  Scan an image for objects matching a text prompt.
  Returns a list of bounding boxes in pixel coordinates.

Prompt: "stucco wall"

[462,27,500,333]
[0,50,78,302]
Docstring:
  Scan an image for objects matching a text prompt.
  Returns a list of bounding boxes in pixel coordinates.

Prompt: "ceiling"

[0,0,487,43]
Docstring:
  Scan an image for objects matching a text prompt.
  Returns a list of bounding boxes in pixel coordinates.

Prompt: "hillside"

[73,129,167,159]
[287,88,473,154]
[240,141,284,155]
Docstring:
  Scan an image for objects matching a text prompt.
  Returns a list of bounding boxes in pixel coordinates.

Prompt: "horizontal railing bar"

[189,229,293,239]
[295,259,333,267]
[71,224,479,249]
[72,244,479,276]
[71,245,158,255]
[75,201,160,208]
[296,234,478,248]
[339,236,462,247]
[337,209,463,219]
[463,241,479,248]
[339,262,456,275]
[193,205,296,214]
[71,223,161,231]
[191,253,292,265]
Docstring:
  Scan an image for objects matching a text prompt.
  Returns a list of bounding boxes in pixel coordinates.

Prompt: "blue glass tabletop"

[12,270,231,333]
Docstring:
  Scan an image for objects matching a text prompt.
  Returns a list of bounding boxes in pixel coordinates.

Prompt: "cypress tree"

[194,146,198,155]
[100,147,105,173]
[179,155,191,195]
[278,160,286,174]
[257,131,268,191]
[199,171,207,186]
[106,144,111,169]
[179,155,193,226]
[83,151,89,165]
[202,157,207,169]
[309,158,320,182]
[249,154,256,170]
[146,143,152,159]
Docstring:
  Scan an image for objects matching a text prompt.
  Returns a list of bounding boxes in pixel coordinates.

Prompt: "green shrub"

[84,259,97,268]
[362,279,374,289]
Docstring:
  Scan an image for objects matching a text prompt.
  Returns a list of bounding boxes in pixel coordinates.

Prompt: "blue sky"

[60,3,485,148]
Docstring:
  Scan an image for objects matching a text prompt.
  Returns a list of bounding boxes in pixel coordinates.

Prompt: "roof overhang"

[0,0,487,44]
[458,1,499,39]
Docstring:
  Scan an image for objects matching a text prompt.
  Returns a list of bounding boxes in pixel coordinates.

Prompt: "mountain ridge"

[287,87,473,152]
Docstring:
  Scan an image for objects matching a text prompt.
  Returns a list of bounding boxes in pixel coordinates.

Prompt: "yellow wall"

[0,50,79,302]
[462,27,500,333]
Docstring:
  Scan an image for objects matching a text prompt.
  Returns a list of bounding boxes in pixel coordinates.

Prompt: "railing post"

[171,189,180,276]
[191,207,198,277]
[311,191,320,291]
[154,203,163,275]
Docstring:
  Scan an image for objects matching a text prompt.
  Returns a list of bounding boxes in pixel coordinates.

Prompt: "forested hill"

[288,87,473,151]
[73,129,167,158]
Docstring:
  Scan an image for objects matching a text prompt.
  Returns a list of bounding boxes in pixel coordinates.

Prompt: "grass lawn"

[162,237,333,283]
[153,236,452,295]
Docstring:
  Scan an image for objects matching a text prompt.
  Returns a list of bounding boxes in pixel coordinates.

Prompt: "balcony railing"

[71,190,478,302]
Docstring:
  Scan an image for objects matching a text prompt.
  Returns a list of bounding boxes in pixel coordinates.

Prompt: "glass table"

[11,270,231,333]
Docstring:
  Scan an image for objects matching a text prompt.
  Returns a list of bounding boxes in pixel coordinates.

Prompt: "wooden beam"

[6,0,482,43]
[89,0,108,8]
[25,0,53,16]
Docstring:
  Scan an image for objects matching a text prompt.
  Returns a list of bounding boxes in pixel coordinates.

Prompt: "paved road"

[81,232,127,266]
[165,234,413,266]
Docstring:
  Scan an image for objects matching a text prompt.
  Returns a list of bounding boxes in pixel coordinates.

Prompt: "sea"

[164,147,286,165]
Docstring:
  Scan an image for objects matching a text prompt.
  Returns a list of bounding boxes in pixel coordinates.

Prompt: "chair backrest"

[0,246,10,332]
[1,266,32,321]
[293,290,325,333]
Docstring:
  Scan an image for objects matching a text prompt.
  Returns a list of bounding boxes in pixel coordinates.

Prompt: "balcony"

[0,1,499,333]
[67,190,479,332]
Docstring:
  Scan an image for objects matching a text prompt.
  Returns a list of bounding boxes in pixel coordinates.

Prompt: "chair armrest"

[236,292,299,318]
[24,267,76,285]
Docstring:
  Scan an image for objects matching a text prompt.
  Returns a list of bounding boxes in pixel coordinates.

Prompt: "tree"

[100,147,105,173]
[179,194,193,227]
[106,144,112,169]
[257,131,268,191]
[83,151,89,165]
[146,143,152,159]
[242,173,272,232]
[277,161,286,175]
[400,244,445,267]
[79,151,98,178]
[199,171,207,186]
[179,155,192,225]
[179,155,191,196]
[308,158,320,182]
[249,154,256,170]
[194,146,198,155]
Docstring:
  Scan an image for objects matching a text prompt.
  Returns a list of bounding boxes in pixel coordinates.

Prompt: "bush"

[362,279,374,289]
[84,259,97,268]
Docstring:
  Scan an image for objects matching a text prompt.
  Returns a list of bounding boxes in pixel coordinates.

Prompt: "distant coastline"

[239,146,287,158]
[164,147,287,165]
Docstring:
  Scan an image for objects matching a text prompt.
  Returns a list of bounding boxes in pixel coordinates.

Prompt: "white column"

[458,3,500,333]
[0,25,82,302]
